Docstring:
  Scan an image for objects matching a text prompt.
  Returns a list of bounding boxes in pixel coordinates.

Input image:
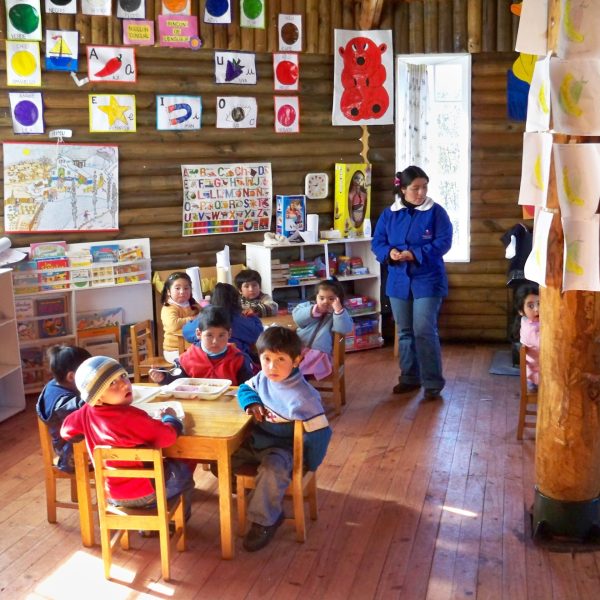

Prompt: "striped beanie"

[75,356,128,406]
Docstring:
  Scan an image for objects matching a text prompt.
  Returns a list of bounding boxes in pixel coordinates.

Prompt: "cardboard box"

[334,163,371,237]
[276,195,306,237]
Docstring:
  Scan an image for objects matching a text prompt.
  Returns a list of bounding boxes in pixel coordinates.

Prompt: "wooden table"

[259,313,296,329]
[73,389,252,559]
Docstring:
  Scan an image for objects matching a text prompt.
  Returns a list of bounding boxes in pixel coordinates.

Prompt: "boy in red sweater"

[60,356,194,518]
[150,305,254,386]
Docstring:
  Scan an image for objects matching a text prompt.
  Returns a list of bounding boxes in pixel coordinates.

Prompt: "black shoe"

[423,388,442,400]
[392,382,421,394]
[242,513,285,552]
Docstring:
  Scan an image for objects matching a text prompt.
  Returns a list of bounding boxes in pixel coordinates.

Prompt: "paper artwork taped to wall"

[518,132,552,208]
[87,46,137,83]
[515,0,548,55]
[181,162,272,236]
[158,14,199,48]
[6,40,41,87]
[550,57,600,135]
[216,97,257,128]
[9,92,44,134]
[214,51,257,85]
[6,0,42,41]
[162,0,190,15]
[562,216,600,292]
[553,143,600,220]
[117,0,145,19]
[333,29,394,126]
[45,0,76,14]
[556,0,600,58]
[156,95,201,130]
[278,14,302,52]
[123,20,155,45]
[45,30,78,71]
[82,0,112,16]
[526,55,551,133]
[3,142,119,233]
[89,94,136,133]
[524,208,553,287]
[240,0,265,29]
[274,96,299,133]
[273,53,299,91]
[204,0,231,24]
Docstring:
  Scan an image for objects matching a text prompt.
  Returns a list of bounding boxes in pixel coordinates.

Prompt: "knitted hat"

[75,356,128,406]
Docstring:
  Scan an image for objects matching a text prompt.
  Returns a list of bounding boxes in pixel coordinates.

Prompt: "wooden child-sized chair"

[311,332,346,416]
[130,320,171,383]
[93,446,187,582]
[236,420,318,543]
[517,344,538,440]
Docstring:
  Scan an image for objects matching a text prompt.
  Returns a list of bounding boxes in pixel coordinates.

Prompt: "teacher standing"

[371,166,453,399]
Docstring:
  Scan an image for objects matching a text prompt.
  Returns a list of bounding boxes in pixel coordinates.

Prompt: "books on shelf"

[68,251,93,288]
[77,307,124,331]
[21,348,46,386]
[14,298,34,320]
[90,243,120,263]
[29,241,67,260]
[17,321,37,341]
[13,261,39,294]
[36,296,68,338]
[37,258,69,291]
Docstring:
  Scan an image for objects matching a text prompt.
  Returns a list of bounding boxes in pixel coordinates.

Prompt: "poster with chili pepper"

[87,46,137,83]
[81,0,111,16]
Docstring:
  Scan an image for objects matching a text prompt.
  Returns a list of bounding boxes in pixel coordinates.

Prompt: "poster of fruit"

[214,51,257,85]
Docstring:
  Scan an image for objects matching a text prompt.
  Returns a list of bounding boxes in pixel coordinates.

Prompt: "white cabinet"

[244,238,383,352]
[0,268,26,421]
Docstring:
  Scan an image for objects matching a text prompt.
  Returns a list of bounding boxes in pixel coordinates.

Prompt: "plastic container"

[163,378,231,400]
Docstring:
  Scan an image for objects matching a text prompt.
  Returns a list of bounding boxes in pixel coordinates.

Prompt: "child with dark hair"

[36,345,92,472]
[234,326,332,552]
[234,269,278,317]
[292,279,353,380]
[150,305,254,385]
[515,282,540,391]
[160,271,201,362]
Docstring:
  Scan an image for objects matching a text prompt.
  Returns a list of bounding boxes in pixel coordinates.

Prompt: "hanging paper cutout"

[562,216,600,291]
[162,0,190,15]
[333,29,394,126]
[274,96,299,133]
[557,0,600,58]
[204,0,231,24]
[278,14,302,52]
[515,0,548,55]
[6,41,41,87]
[156,95,201,130]
[181,162,272,236]
[123,20,155,46]
[89,94,136,133]
[216,97,257,128]
[45,0,76,15]
[240,0,265,29]
[117,0,145,19]
[82,0,112,16]
[214,51,257,85]
[525,55,551,132]
[524,208,554,287]
[6,0,42,41]
[45,30,78,72]
[158,15,199,48]
[87,46,137,83]
[273,53,299,91]
[9,92,44,134]
[553,143,600,220]
[518,132,552,208]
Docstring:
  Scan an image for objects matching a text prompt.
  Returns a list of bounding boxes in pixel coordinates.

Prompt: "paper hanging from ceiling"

[518,132,552,208]
[524,208,554,287]
[515,0,548,55]
[526,55,551,132]
[556,0,600,58]
[562,216,600,292]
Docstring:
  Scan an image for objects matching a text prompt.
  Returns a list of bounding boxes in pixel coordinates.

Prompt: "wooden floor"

[1,343,600,599]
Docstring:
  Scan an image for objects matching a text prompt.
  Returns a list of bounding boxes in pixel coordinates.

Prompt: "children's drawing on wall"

[162,0,190,15]
[332,29,393,126]
[6,0,42,41]
[116,0,145,19]
[216,96,257,128]
[89,94,136,133]
[278,14,302,52]
[240,0,265,29]
[204,0,231,24]
[6,40,41,87]
[518,131,552,211]
[3,142,119,233]
[82,0,112,16]
[87,46,137,83]
[557,0,600,58]
[45,30,78,72]
[45,0,76,14]
[214,51,256,84]
[562,217,600,291]
[274,96,299,133]
[525,55,551,133]
[156,95,201,130]
[524,209,554,287]
[9,92,44,134]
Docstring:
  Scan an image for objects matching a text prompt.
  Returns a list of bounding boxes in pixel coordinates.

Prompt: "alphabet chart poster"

[181,162,272,236]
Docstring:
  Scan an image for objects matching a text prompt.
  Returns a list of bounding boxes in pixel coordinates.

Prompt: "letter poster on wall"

[181,162,272,236]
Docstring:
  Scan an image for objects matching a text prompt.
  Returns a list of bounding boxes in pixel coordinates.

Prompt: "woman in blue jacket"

[371,166,453,399]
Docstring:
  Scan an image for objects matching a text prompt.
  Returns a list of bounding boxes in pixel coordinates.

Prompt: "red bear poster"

[332,29,394,126]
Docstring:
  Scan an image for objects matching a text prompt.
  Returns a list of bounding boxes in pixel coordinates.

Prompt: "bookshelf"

[13,238,154,393]
[0,268,26,421]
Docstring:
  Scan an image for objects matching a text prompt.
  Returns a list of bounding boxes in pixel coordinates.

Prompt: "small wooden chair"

[93,446,187,581]
[236,420,318,543]
[311,332,346,416]
[517,344,538,440]
[130,320,171,383]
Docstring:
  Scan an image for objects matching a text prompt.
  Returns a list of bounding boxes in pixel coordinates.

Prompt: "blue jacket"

[371,198,453,299]
[292,302,354,354]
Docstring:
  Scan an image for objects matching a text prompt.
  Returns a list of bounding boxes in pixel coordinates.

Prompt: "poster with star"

[45,30,78,71]
[9,92,44,134]
[89,94,136,133]
[278,14,302,52]
[562,216,600,292]
[216,97,257,128]
[156,95,202,130]
[274,96,299,133]
[204,0,231,23]
[273,53,299,91]
[82,0,112,16]
[6,0,42,41]
[87,46,137,83]
[214,51,257,85]
[6,40,41,87]
[3,142,119,233]
[181,162,272,236]
[45,0,76,14]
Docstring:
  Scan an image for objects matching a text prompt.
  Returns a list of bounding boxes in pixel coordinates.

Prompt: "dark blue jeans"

[390,296,445,391]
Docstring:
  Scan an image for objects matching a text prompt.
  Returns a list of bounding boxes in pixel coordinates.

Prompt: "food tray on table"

[134,400,185,419]
[161,378,232,400]
[131,385,162,405]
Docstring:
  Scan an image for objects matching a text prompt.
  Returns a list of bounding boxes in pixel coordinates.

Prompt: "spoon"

[151,366,183,377]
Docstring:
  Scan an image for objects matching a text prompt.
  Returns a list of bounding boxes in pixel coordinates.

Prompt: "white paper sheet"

[526,55,551,132]
[515,0,549,55]
[556,0,600,59]
[186,266,203,301]
[562,216,600,291]
[524,208,554,286]
[518,132,553,207]
[0,237,27,267]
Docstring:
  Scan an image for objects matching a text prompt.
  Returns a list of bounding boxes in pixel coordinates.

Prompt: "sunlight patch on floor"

[442,505,478,518]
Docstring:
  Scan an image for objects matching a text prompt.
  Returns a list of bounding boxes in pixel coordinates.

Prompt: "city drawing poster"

[181,162,272,236]
[3,142,119,233]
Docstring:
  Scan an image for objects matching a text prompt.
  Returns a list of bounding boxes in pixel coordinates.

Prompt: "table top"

[259,314,296,329]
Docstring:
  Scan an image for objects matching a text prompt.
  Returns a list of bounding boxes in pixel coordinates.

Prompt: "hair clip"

[394,176,401,187]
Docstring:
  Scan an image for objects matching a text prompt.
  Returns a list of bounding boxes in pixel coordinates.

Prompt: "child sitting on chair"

[36,345,92,473]
[234,269,278,317]
[234,326,332,552]
[516,282,540,392]
[150,305,254,386]
[60,356,195,518]
[292,279,353,380]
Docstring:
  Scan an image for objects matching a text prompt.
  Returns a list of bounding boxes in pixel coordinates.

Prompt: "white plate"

[163,378,231,400]
[131,385,162,405]
[134,400,185,420]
